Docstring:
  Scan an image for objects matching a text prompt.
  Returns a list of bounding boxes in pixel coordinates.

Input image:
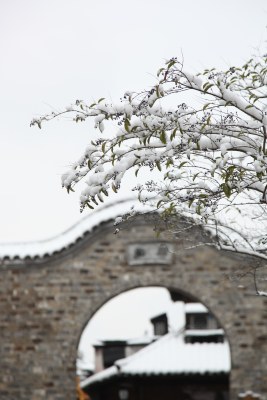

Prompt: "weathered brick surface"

[0,216,266,399]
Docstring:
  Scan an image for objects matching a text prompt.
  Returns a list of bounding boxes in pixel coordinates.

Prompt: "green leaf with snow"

[160,131,166,144]
[112,183,118,193]
[203,83,214,93]
[124,118,131,133]
[221,183,231,198]
[156,161,162,171]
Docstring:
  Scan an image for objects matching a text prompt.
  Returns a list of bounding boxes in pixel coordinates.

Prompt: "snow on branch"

[31,52,267,268]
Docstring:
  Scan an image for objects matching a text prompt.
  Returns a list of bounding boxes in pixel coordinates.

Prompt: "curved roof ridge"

[0,198,149,260]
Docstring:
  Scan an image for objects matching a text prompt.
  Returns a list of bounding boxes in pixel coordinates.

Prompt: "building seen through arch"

[78,288,230,400]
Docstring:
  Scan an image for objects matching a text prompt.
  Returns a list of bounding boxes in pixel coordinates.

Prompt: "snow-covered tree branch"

[31,52,267,289]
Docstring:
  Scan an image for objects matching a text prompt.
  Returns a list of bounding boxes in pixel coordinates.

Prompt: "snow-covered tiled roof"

[81,366,118,387]
[92,336,158,348]
[127,336,157,346]
[184,303,208,314]
[185,329,224,336]
[0,199,150,261]
[81,330,231,389]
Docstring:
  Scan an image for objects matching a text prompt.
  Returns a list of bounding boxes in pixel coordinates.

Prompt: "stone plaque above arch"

[126,242,174,266]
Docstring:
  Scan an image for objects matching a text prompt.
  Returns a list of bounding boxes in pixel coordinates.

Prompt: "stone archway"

[76,285,231,400]
[0,208,267,400]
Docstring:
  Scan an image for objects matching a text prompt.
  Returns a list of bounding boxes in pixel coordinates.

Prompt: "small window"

[194,314,208,329]
[154,320,168,336]
[186,313,208,330]
[151,314,168,336]
[103,346,125,368]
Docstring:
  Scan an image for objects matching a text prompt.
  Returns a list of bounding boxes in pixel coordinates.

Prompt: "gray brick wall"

[0,216,266,400]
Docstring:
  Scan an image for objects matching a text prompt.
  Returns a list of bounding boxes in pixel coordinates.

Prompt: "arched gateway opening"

[1,202,267,399]
[76,286,231,400]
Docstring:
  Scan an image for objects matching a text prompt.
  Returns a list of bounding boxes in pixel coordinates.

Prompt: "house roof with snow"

[93,336,157,348]
[80,330,231,389]
[0,199,151,261]
[184,302,208,314]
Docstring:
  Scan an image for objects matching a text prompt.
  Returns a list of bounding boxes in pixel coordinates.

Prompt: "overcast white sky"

[0,0,266,243]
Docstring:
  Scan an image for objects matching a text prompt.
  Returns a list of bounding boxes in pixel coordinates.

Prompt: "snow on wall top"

[0,199,149,261]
